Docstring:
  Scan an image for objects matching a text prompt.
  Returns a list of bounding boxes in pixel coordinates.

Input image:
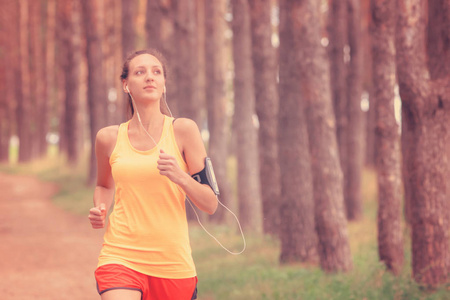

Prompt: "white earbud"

[125,85,130,93]
[163,86,166,94]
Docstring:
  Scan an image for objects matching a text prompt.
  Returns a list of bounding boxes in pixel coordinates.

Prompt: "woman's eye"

[153,69,161,75]
[135,70,144,75]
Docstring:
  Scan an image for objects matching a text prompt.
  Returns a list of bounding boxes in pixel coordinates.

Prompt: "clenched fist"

[88,203,106,229]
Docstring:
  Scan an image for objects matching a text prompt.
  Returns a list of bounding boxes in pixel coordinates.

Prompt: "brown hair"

[121,49,170,117]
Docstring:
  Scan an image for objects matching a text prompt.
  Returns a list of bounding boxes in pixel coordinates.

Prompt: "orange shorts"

[95,264,198,300]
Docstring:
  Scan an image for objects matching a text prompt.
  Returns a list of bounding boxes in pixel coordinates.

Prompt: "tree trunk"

[103,0,120,125]
[45,0,56,152]
[196,0,206,123]
[145,0,164,51]
[173,0,201,125]
[29,0,47,158]
[426,0,450,80]
[81,0,108,184]
[17,0,33,162]
[204,0,232,223]
[249,0,281,235]
[278,0,318,264]
[60,0,82,165]
[361,0,376,168]
[365,96,377,167]
[120,0,137,122]
[145,0,176,116]
[346,0,364,220]
[297,0,353,272]
[396,0,449,287]
[371,0,404,275]
[401,105,414,224]
[0,0,17,162]
[231,0,263,233]
[328,0,349,218]
[426,0,450,278]
[121,0,137,58]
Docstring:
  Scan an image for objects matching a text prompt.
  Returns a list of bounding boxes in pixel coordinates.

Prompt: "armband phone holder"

[192,157,220,196]
[189,157,246,255]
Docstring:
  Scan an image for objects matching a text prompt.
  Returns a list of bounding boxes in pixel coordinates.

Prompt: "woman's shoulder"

[96,125,121,147]
[172,118,201,143]
[172,118,199,133]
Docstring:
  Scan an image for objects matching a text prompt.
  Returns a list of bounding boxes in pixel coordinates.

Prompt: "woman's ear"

[123,81,129,93]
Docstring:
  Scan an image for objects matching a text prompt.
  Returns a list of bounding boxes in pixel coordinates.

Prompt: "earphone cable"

[127,88,246,255]
[185,194,246,255]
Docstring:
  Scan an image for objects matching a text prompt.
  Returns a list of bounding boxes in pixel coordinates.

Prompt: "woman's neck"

[131,102,165,131]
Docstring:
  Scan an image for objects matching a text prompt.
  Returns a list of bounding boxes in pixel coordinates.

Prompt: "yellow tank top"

[97,116,196,279]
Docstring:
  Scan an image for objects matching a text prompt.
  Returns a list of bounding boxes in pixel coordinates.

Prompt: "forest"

[0,0,449,297]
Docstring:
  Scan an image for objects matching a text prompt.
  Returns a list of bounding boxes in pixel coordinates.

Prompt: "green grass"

[1,156,448,300]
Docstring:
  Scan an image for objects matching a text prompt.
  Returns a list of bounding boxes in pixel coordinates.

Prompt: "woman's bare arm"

[158,118,218,215]
[88,126,118,228]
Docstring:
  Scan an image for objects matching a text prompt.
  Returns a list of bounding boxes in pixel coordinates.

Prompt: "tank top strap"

[109,121,131,164]
[116,120,131,148]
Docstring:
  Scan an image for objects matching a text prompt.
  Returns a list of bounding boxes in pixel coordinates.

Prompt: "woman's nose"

[144,72,154,82]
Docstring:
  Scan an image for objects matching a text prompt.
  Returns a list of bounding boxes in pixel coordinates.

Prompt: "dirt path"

[0,173,105,300]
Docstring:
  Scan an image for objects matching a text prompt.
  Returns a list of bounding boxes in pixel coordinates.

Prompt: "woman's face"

[124,54,165,101]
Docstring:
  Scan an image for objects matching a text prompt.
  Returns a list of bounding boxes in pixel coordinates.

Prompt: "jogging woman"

[88,49,218,300]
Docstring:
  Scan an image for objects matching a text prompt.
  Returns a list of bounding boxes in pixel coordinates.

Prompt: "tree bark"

[396,0,449,287]
[45,0,56,152]
[361,0,376,168]
[401,105,414,224]
[249,0,281,235]
[17,0,33,162]
[81,0,108,184]
[426,0,450,80]
[60,0,82,165]
[328,0,349,218]
[145,0,176,116]
[298,0,353,272]
[426,0,450,278]
[0,0,18,162]
[371,0,404,275]
[204,0,232,223]
[103,0,121,125]
[231,0,263,233]
[29,0,47,158]
[196,0,207,123]
[278,0,318,264]
[346,0,364,220]
[145,0,164,51]
[121,0,137,58]
[173,0,201,125]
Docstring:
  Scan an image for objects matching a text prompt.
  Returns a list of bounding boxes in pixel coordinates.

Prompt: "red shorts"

[95,264,198,300]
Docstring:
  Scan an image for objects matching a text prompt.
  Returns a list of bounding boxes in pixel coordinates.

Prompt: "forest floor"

[0,172,104,300]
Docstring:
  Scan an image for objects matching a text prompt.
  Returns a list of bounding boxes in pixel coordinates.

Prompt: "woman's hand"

[88,203,106,229]
[157,149,187,185]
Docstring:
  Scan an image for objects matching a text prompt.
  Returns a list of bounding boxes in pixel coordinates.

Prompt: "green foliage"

[1,160,448,300]
[191,225,448,300]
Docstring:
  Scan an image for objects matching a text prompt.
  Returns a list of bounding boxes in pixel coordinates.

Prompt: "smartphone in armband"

[192,157,220,196]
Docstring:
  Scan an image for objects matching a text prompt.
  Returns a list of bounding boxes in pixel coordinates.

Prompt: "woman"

[88,49,218,300]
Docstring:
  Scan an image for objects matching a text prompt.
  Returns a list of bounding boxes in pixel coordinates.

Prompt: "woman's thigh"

[101,288,142,300]
[95,264,145,299]
[148,276,197,300]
